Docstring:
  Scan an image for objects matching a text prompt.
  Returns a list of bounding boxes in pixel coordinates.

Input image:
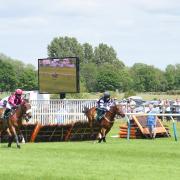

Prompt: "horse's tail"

[82,106,89,115]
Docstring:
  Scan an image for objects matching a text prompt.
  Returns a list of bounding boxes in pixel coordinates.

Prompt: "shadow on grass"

[0,143,21,149]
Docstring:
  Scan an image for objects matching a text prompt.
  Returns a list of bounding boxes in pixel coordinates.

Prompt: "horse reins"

[103,110,115,124]
[103,116,115,124]
[103,105,122,124]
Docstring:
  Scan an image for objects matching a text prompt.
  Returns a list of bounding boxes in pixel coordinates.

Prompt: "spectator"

[173,98,180,122]
[164,99,171,121]
[127,98,136,112]
[147,104,157,139]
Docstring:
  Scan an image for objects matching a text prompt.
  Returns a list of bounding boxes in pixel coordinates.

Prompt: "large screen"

[38,57,79,94]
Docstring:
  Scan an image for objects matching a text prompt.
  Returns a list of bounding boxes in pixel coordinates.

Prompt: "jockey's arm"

[97,99,107,110]
[20,98,24,104]
[8,96,16,107]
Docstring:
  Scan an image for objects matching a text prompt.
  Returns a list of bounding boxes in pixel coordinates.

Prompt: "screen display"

[38,57,79,94]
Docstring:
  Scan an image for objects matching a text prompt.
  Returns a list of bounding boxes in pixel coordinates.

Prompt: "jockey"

[3,89,24,120]
[96,91,113,121]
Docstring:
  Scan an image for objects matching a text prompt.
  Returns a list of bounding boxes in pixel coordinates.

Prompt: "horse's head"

[110,101,125,118]
[82,106,90,115]
[20,99,32,121]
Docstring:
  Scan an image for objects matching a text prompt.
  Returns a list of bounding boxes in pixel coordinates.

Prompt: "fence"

[30,99,97,125]
[125,113,180,141]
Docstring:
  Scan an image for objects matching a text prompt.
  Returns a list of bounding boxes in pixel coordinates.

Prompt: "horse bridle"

[21,102,32,122]
[103,104,124,123]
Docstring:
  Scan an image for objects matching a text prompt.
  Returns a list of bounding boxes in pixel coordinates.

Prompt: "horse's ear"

[114,100,119,105]
[23,99,29,103]
[82,106,89,114]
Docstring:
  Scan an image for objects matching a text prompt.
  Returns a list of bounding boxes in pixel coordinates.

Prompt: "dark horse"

[52,72,58,79]
[83,102,125,143]
[0,99,32,148]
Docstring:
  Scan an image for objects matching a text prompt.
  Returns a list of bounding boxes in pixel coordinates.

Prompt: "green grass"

[39,66,76,93]
[0,121,180,180]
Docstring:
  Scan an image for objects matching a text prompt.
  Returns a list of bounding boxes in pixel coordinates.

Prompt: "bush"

[123,90,136,98]
[166,90,180,95]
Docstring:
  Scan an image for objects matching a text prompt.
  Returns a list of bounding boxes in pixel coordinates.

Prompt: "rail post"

[170,116,178,141]
[125,115,130,140]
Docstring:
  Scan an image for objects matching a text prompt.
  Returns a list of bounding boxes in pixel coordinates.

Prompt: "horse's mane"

[109,99,119,107]
[22,98,29,103]
[82,106,89,114]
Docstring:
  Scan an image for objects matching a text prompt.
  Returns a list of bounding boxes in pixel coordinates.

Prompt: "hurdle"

[125,113,180,141]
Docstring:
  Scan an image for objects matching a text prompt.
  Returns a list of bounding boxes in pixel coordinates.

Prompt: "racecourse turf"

[0,121,180,180]
[39,66,76,93]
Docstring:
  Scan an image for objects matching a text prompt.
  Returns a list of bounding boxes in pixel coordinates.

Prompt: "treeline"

[0,54,38,91]
[0,36,180,93]
[48,37,180,93]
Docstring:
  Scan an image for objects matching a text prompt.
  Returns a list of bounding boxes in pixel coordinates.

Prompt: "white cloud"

[0,0,180,69]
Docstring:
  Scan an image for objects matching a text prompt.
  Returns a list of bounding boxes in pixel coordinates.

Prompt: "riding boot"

[96,109,101,121]
[3,109,11,120]
[96,109,104,122]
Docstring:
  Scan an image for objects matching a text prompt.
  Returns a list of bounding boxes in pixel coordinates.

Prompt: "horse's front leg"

[97,128,105,143]
[10,126,20,149]
[17,126,25,144]
[89,119,95,138]
[19,131,25,144]
[0,120,4,144]
[7,128,14,148]
[97,131,102,143]
[0,131,2,144]
[101,128,106,143]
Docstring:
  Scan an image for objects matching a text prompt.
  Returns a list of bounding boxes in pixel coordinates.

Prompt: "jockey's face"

[104,97,110,101]
[16,94,21,98]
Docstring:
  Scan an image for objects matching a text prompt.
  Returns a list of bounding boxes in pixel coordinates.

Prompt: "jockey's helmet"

[15,89,23,95]
[103,91,110,99]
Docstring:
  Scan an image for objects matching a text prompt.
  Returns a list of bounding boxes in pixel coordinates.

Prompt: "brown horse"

[0,99,32,148]
[52,72,58,79]
[83,101,125,143]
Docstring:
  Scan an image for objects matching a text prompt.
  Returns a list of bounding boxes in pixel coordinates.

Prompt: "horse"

[83,101,125,143]
[52,72,58,79]
[0,99,32,148]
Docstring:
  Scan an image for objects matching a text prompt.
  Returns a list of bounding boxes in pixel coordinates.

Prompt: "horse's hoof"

[98,138,102,143]
[17,145,21,149]
[8,144,11,148]
[102,137,106,143]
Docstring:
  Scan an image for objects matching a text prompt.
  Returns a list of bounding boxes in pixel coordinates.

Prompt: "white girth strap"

[26,109,32,114]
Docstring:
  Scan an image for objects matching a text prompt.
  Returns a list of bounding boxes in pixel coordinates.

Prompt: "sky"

[0,0,180,70]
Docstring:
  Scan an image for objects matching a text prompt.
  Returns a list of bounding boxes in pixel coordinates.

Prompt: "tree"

[118,68,134,92]
[17,66,38,90]
[0,54,38,91]
[47,36,83,63]
[0,60,17,91]
[165,65,176,90]
[175,64,180,89]
[95,64,122,92]
[82,43,94,64]
[80,63,97,92]
[94,43,124,67]
[130,63,167,92]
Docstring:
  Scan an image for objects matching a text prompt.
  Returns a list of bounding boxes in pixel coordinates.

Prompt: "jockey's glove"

[12,106,17,109]
[106,106,110,111]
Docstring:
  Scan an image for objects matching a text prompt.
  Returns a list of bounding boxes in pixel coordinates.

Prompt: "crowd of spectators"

[121,97,180,121]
